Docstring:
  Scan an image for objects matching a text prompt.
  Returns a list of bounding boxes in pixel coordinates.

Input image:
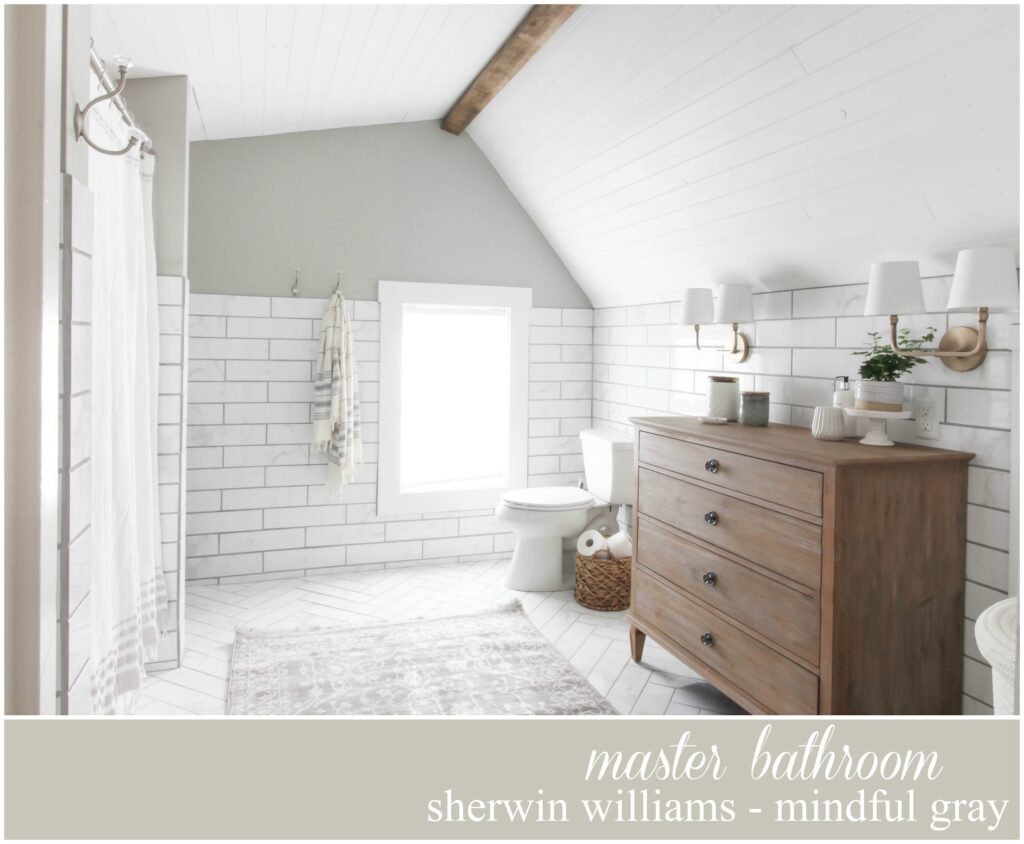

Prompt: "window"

[378,281,531,516]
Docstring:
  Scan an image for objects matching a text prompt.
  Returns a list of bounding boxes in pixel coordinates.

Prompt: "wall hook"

[335,271,343,296]
[291,268,300,297]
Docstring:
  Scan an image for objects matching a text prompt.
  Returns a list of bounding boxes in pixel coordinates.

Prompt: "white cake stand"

[844,408,912,447]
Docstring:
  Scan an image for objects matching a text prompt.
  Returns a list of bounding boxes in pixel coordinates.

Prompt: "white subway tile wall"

[184,295,593,585]
[180,283,1012,716]
[592,278,1014,716]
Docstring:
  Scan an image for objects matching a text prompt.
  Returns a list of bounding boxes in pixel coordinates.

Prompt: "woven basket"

[574,550,631,612]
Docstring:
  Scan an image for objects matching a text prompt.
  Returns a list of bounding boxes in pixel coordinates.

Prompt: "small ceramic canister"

[739,391,770,426]
[707,376,740,421]
[811,406,846,441]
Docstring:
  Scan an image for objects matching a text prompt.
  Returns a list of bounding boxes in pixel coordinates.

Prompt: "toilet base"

[505,535,566,592]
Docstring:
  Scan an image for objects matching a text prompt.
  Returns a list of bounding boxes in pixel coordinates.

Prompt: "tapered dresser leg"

[630,625,646,663]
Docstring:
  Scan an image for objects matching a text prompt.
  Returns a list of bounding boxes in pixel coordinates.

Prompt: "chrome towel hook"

[291,268,300,297]
[75,57,139,157]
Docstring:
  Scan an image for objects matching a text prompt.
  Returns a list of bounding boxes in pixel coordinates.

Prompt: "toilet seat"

[500,487,594,512]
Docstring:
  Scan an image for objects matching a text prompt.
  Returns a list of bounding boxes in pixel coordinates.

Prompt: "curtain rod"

[78,46,154,156]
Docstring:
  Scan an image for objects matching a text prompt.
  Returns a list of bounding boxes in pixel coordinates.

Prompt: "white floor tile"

[140,558,748,717]
[630,680,676,715]
[606,661,653,714]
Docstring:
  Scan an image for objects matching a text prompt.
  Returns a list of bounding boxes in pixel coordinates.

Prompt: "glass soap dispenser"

[833,376,857,437]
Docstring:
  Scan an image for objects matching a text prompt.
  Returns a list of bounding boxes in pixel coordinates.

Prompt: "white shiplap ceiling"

[93,4,1019,305]
[468,4,1021,305]
[91,4,529,141]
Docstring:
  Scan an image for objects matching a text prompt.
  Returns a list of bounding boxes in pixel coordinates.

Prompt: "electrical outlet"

[914,398,940,440]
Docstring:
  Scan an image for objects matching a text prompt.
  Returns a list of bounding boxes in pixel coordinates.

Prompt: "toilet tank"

[579,428,634,505]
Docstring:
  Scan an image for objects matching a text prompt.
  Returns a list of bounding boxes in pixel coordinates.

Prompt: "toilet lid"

[501,487,594,511]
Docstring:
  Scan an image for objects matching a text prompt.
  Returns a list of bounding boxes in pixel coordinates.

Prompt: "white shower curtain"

[87,75,167,714]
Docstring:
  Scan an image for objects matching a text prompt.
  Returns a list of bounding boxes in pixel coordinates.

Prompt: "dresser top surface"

[631,417,974,466]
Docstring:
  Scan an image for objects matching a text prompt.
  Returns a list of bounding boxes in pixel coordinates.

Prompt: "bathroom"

[5,4,1018,718]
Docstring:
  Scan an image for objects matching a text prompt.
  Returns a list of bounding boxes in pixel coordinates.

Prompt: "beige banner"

[4,718,1019,839]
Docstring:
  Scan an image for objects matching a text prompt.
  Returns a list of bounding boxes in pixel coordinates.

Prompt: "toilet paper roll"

[606,531,632,561]
[576,530,608,557]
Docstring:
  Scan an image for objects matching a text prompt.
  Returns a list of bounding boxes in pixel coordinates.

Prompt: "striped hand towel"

[312,292,362,498]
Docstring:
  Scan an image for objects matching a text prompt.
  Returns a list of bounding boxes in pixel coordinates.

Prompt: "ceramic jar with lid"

[707,376,740,421]
[739,391,770,426]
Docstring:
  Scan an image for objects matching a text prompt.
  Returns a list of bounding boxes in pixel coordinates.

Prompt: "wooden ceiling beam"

[442,4,578,136]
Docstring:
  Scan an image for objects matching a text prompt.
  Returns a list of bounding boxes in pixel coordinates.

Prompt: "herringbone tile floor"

[137,559,746,717]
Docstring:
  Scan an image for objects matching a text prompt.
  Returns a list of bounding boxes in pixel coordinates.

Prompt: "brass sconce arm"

[724,322,751,364]
[889,308,989,372]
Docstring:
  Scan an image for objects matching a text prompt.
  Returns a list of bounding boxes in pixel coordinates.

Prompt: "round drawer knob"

[704,510,719,526]
[700,632,715,647]
[704,458,719,473]
[702,571,717,587]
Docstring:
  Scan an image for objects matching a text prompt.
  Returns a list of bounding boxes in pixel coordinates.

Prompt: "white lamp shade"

[678,288,714,325]
[713,283,753,324]
[948,248,1019,313]
[863,261,924,315]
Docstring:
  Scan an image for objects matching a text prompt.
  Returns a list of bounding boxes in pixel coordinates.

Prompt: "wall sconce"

[678,288,714,350]
[865,249,1019,372]
[713,283,753,363]
[943,248,1019,371]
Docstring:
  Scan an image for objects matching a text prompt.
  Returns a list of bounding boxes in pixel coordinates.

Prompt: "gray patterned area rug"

[228,602,617,716]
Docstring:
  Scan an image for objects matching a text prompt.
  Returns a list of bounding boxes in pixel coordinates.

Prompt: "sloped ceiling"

[93,4,1020,306]
[468,4,1020,307]
[91,4,529,140]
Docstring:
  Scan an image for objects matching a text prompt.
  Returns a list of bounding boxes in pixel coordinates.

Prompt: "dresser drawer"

[633,569,818,714]
[638,431,822,517]
[635,516,819,665]
[638,467,821,589]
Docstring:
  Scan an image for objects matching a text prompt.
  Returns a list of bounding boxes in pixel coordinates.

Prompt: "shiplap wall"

[470,4,1020,304]
[183,295,594,584]
[63,177,94,715]
[590,277,1015,715]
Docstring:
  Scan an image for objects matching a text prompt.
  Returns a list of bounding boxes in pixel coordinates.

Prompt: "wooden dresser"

[628,417,973,715]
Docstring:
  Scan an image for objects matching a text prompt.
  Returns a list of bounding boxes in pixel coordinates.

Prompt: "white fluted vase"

[811,406,846,441]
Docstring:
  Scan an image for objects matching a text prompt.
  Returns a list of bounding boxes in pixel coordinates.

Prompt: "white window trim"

[377,280,532,517]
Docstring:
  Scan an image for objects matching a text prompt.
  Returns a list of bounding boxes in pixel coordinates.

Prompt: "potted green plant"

[852,327,936,411]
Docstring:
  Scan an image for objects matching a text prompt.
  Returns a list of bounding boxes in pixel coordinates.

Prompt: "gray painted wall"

[187,120,589,308]
[125,75,189,278]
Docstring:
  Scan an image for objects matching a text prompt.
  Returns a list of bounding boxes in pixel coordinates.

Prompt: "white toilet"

[495,429,634,591]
